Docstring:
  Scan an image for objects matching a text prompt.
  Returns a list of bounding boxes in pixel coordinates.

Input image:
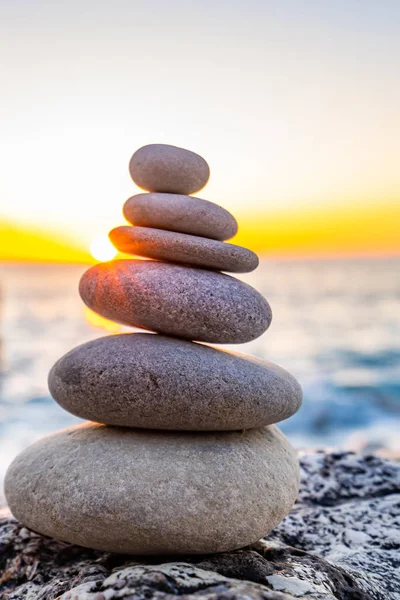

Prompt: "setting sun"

[90,235,117,262]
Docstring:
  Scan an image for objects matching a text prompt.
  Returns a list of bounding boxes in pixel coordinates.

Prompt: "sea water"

[0,258,399,505]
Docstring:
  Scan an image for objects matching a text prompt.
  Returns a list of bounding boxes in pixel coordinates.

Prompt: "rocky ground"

[1,451,399,600]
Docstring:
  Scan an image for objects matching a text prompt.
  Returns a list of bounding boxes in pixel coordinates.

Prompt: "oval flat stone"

[49,333,302,430]
[79,260,271,343]
[5,423,299,554]
[129,144,210,195]
[109,226,259,273]
[123,193,238,241]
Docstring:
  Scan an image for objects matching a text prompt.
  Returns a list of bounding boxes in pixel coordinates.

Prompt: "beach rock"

[4,424,299,555]
[123,192,238,240]
[79,260,271,343]
[268,451,400,599]
[48,333,302,431]
[109,226,259,273]
[129,144,210,195]
[2,451,398,600]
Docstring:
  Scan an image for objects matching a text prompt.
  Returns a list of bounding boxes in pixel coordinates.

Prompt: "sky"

[1,0,399,260]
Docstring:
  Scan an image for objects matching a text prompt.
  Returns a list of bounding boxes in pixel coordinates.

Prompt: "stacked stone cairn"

[5,144,302,555]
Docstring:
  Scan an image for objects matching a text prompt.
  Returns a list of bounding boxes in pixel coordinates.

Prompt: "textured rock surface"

[129,144,210,195]
[4,424,299,555]
[269,451,400,599]
[1,452,398,600]
[109,226,259,273]
[79,260,272,343]
[48,333,302,431]
[123,192,238,240]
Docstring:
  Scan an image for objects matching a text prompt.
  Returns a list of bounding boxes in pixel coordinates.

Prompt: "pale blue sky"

[1,0,399,248]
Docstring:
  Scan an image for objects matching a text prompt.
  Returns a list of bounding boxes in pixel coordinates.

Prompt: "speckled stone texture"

[268,451,400,599]
[2,452,397,600]
[48,333,302,431]
[123,192,238,241]
[4,423,299,555]
[129,144,210,195]
[109,226,259,273]
[79,260,272,343]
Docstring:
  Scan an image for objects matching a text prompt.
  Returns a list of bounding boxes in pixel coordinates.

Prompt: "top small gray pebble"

[129,144,210,195]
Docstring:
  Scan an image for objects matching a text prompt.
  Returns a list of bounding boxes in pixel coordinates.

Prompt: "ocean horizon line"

[1,253,400,267]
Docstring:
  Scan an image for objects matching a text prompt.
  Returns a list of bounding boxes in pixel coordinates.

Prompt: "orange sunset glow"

[1,199,399,263]
[234,201,400,258]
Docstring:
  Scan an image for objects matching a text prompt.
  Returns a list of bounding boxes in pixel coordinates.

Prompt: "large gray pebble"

[79,260,271,343]
[123,193,238,241]
[129,144,210,195]
[5,423,299,554]
[49,333,302,430]
[109,226,259,273]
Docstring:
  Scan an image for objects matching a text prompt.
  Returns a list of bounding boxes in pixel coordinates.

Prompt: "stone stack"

[5,144,302,556]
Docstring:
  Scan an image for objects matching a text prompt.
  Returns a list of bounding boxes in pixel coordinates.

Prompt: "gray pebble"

[48,333,302,430]
[123,193,238,241]
[109,226,259,273]
[5,423,299,555]
[129,144,210,195]
[79,260,271,343]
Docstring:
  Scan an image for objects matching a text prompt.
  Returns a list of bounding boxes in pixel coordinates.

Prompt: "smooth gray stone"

[123,192,238,241]
[48,333,302,431]
[2,452,398,599]
[5,424,299,555]
[109,226,259,273]
[129,144,210,195]
[79,260,271,343]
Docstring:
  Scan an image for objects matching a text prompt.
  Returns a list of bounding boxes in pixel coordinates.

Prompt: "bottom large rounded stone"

[4,424,299,555]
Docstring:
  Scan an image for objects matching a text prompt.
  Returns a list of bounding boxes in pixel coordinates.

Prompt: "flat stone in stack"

[5,424,298,555]
[79,260,271,343]
[123,192,238,240]
[48,333,302,430]
[109,226,259,272]
[5,143,302,556]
